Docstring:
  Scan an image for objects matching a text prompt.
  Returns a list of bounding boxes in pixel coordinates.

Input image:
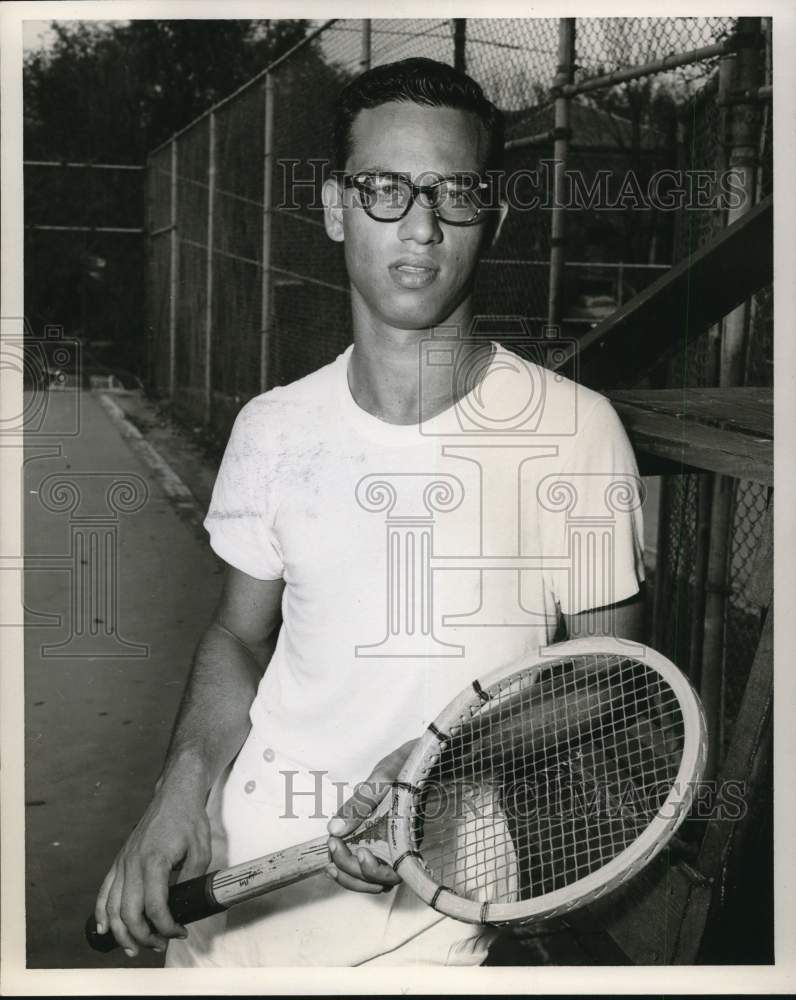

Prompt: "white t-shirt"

[171,341,646,967]
[204,342,646,813]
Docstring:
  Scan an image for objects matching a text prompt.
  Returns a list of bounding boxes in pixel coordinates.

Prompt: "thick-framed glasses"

[341,171,490,226]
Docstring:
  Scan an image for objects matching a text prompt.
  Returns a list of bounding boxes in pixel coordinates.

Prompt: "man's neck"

[347,308,494,426]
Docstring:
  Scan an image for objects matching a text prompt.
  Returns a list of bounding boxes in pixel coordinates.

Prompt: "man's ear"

[486,199,509,251]
[322,177,345,243]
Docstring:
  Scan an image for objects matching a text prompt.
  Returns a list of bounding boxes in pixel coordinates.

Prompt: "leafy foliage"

[24,19,310,161]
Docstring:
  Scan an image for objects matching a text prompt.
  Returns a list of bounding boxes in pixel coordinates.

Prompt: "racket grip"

[85,871,227,952]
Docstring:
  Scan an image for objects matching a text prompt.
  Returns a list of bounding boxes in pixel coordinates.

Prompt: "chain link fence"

[147,17,759,428]
[145,16,773,758]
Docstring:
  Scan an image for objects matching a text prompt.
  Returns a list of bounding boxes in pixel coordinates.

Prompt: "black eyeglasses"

[341,171,490,226]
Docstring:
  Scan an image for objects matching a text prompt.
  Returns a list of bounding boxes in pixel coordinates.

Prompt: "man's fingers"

[119,858,165,952]
[327,837,362,878]
[329,866,386,894]
[328,767,394,835]
[357,847,400,886]
[330,781,386,836]
[105,873,141,957]
[324,737,417,897]
[327,740,419,839]
[142,856,186,941]
[328,838,399,891]
[118,901,165,953]
[94,862,118,935]
[328,738,420,838]
[326,846,389,894]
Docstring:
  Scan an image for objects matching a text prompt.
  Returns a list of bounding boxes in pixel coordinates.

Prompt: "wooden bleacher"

[606,387,772,486]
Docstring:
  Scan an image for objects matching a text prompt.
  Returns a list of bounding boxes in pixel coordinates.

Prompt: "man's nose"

[397,194,443,245]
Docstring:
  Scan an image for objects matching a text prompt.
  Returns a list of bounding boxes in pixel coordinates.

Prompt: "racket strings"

[411,654,685,904]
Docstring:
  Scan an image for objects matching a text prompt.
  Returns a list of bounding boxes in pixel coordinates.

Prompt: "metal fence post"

[361,20,372,72]
[453,19,466,72]
[142,158,152,387]
[204,112,216,424]
[260,73,275,394]
[719,16,762,386]
[168,137,179,399]
[547,18,575,328]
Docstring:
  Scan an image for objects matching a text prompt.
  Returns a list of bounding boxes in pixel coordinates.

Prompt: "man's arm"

[93,566,284,957]
[562,588,645,643]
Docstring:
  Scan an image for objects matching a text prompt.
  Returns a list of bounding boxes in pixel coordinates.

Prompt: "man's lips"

[388,257,440,289]
[390,256,440,271]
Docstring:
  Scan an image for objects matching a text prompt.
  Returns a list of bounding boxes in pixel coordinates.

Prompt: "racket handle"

[84,871,227,953]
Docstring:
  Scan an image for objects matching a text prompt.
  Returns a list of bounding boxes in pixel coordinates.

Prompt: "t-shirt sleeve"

[203,401,284,580]
[538,395,646,615]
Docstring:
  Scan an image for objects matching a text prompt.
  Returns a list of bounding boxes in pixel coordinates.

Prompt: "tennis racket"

[86,636,707,951]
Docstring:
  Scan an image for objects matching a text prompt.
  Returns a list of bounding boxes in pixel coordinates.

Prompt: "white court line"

[97,393,206,527]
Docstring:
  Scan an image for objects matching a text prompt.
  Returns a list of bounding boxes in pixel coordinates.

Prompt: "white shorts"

[165,729,497,967]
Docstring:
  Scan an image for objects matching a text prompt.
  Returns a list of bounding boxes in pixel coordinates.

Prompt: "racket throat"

[342,812,392,865]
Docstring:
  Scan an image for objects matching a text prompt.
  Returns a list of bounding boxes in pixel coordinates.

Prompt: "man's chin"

[379,296,467,333]
[385,317,445,333]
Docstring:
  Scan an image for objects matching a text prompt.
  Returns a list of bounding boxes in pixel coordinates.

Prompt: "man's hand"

[93,778,211,957]
[92,569,281,958]
[325,739,416,894]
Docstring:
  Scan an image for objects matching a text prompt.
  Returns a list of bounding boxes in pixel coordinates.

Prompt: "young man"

[94,57,645,967]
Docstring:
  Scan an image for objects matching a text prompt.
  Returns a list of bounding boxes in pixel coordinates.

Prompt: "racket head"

[388,637,708,926]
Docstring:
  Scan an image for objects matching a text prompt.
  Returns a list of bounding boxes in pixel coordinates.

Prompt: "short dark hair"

[332,57,504,174]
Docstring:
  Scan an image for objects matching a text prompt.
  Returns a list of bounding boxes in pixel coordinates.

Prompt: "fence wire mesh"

[268,26,355,390]
[213,82,266,425]
[574,17,735,87]
[144,18,773,761]
[470,19,560,325]
[370,19,453,65]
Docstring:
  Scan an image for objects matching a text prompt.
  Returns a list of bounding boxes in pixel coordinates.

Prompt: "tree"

[23,19,311,376]
[24,19,311,161]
